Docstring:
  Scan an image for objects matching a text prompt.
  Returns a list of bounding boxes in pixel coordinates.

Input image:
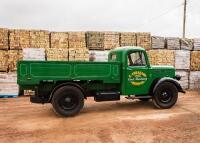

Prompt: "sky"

[0,0,199,38]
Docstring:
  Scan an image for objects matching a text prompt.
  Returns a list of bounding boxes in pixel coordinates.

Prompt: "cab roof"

[110,46,146,54]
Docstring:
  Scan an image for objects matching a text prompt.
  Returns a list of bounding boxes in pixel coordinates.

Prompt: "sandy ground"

[0,90,200,143]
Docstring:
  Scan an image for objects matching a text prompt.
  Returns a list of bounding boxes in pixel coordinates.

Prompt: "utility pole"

[183,0,187,38]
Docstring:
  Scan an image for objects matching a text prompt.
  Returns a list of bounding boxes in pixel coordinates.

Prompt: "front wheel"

[52,86,84,117]
[153,82,178,109]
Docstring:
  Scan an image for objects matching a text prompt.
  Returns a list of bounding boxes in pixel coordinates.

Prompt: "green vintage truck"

[17,46,185,117]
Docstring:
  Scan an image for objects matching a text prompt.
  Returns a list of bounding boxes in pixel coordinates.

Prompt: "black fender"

[48,82,86,102]
[153,77,185,94]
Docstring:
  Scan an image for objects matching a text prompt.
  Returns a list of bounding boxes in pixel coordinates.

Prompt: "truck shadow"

[81,100,154,115]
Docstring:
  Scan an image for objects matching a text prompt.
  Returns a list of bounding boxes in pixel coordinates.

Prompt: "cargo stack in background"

[120,32,136,47]
[50,32,68,49]
[175,50,190,89]
[23,48,45,61]
[136,32,151,50]
[0,28,9,72]
[104,32,119,50]
[166,37,180,50]
[151,36,165,49]
[46,48,68,61]
[147,50,175,66]
[180,38,193,50]
[68,32,88,61]
[193,38,200,51]
[30,30,49,49]
[86,31,104,50]
[0,72,18,97]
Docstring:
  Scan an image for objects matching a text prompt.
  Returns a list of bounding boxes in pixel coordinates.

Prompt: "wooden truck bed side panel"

[17,61,121,85]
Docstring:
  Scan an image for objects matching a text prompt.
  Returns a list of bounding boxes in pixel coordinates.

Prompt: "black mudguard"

[153,77,186,94]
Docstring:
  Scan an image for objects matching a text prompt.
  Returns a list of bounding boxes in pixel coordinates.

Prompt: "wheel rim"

[58,94,79,110]
[158,90,172,103]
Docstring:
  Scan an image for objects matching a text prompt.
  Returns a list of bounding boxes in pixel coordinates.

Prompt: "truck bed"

[17,61,121,85]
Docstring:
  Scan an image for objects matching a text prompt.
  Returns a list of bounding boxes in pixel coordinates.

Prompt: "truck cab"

[17,46,185,117]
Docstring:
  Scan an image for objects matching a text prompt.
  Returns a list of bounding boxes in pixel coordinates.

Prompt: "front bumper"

[30,96,44,104]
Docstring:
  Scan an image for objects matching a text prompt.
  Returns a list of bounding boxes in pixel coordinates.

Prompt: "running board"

[125,95,152,100]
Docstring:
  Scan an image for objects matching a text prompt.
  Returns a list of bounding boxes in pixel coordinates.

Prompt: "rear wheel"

[153,82,178,109]
[52,86,84,117]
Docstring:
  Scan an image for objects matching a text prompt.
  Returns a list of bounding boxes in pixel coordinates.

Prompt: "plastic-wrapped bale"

[89,50,109,62]
[68,32,86,49]
[151,36,165,49]
[175,50,190,70]
[0,50,8,71]
[175,70,189,89]
[166,37,180,50]
[120,32,136,46]
[191,51,200,71]
[30,30,49,49]
[50,32,68,49]
[0,72,18,95]
[86,32,104,50]
[147,50,175,66]
[9,29,30,50]
[8,50,23,71]
[180,38,193,50]
[0,28,9,50]
[193,38,200,51]
[74,48,89,61]
[23,48,45,61]
[189,71,200,89]
[104,32,119,50]
[46,48,68,61]
[136,32,151,50]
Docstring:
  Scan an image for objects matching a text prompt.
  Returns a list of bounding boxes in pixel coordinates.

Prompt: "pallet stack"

[136,32,151,50]
[180,38,193,50]
[147,50,175,66]
[166,37,180,50]
[23,48,45,61]
[104,32,119,50]
[50,32,69,49]
[30,30,49,49]
[46,48,68,61]
[86,31,104,50]
[120,32,136,47]
[151,36,165,49]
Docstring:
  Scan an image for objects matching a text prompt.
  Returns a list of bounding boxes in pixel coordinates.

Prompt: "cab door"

[123,50,152,95]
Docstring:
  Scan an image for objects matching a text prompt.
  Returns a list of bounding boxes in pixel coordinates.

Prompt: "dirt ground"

[0,91,200,143]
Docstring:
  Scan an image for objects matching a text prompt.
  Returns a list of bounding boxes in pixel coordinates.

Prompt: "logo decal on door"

[128,71,147,86]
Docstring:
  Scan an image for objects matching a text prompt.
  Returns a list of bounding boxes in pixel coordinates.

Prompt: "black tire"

[153,82,178,109]
[52,86,84,117]
[139,98,150,101]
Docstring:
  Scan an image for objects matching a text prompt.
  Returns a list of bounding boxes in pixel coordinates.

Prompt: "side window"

[128,51,147,66]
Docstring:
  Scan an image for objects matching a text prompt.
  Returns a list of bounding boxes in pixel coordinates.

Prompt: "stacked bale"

[189,71,200,89]
[9,29,30,50]
[166,37,180,50]
[151,36,165,49]
[0,72,18,95]
[8,50,23,71]
[120,32,136,47]
[68,48,76,61]
[23,48,45,61]
[46,48,68,61]
[0,28,9,50]
[193,38,200,51]
[191,51,200,71]
[176,70,189,89]
[68,32,86,49]
[104,32,119,50]
[148,50,175,66]
[0,50,8,71]
[136,32,151,50]
[30,30,49,48]
[86,32,104,50]
[89,51,109,62]
[180,38,193,50]
[175,50,190,70]
[50,32,68,49]
[74,48,89,61]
